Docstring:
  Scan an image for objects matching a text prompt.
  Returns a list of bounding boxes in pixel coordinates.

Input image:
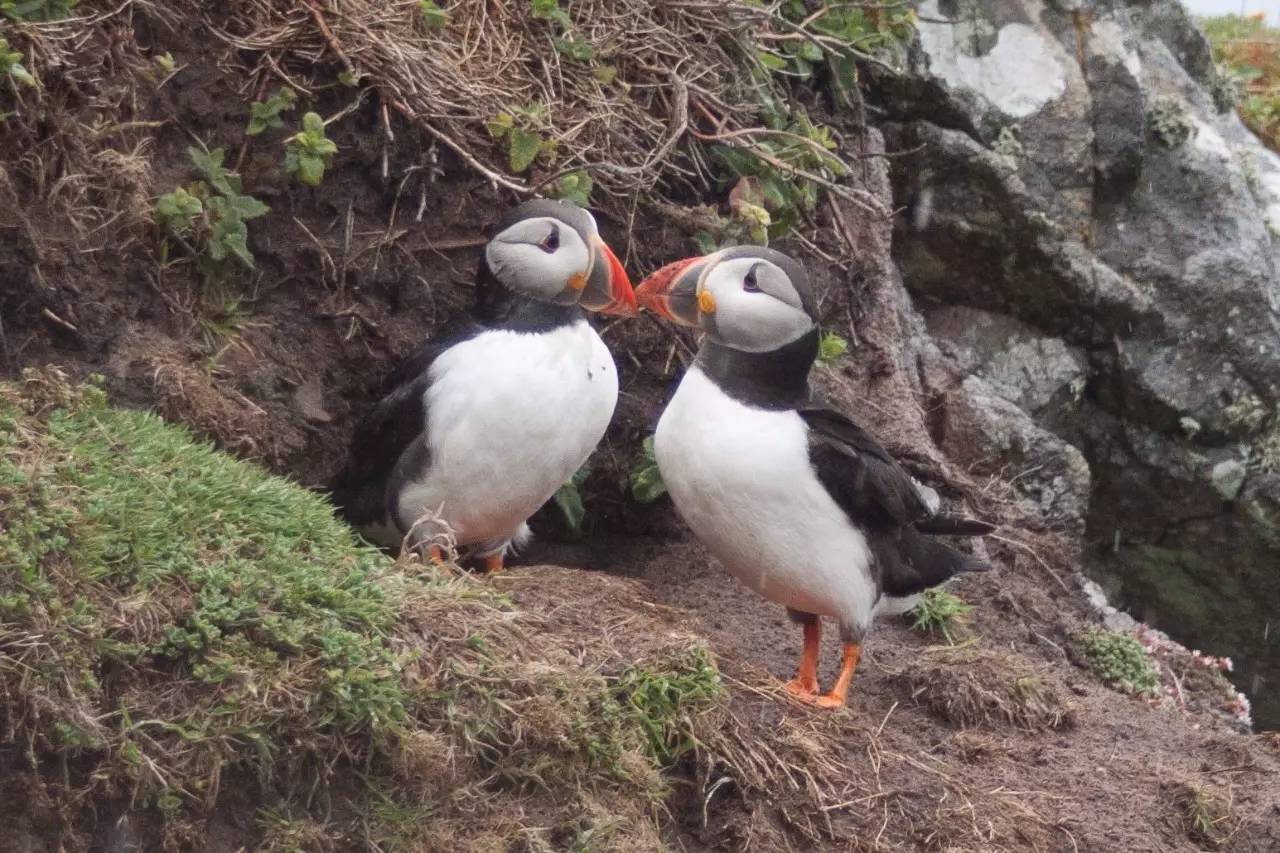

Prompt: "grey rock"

[879,0,1280,725]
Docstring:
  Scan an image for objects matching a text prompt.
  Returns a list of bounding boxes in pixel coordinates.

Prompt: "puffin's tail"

[914,514,997,537]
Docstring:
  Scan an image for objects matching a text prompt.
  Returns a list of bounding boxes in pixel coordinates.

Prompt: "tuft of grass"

[1172,780,1231,846]
[911,588,973,645]
[1,0,78,22]
[909,648,1076,732]
[1077,628,1160,697]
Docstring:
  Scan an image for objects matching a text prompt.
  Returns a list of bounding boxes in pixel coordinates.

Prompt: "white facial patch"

[702,257,814,352]
[485,216,591,302]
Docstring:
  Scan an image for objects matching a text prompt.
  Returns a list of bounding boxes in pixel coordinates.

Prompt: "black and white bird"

[636,247,993,708]
[331,199,636,572]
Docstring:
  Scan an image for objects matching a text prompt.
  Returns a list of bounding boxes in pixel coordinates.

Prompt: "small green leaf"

[485,111,514,138]
[154,187,203,233]
[246,87,295,136]
[154,51,175,75]
[552,170,592,207]
[338,69,361,87]
[592,64,616,85]
[797,41,824,63]
[419,0,449,28]
[630,437,667,504]
[817,332,849,364]
[553,465,590,536]
[508,127,541,173]
[302,111,324,134]
[755,49,787,71]
[553,36,594,61]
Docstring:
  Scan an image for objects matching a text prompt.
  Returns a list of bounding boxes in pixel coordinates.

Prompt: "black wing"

[798,403,992,598]
[329,315,482,529]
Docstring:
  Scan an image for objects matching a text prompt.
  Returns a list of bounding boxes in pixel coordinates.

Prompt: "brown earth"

[3,2,1280,851]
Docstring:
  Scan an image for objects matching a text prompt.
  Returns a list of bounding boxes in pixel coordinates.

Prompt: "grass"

[911,588,974,645]
[0,369,725,849]
[1077,628,1160,697]
[1201,14,1280,149]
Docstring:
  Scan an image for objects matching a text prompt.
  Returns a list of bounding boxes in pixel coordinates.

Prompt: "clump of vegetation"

[1149,96,1196,148]
[552,169,593,207]
[1,36,34,86]
[1201,14,1280,149]
[0,370,727,846]
[630,436,667,503]
[155,145,269,275]
[1172,780,1232,846]
[285,111,339,186]
[1,0,78,22]
[817,331,849,364]
[246,86,296,136]
[486,105,557,174]
[553,463,591,536]
[418,0,449,29]
[1077,628,1160,696]
[911,588,973,645]
[909,647,1076,732]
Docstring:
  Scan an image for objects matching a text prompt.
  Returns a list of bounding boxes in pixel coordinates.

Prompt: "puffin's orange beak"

[635,255,707,327]
[579,236,637,316]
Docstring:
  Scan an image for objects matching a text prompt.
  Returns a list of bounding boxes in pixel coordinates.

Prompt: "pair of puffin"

[332,201,991,709]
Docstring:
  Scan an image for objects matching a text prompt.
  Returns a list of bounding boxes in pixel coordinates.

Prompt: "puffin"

[635,246,993,708]
[330,199,636,571]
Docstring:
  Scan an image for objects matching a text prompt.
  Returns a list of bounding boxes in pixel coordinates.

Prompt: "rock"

[293,378,332,424]
[874,0,1280,725]
[939,374,1092,540]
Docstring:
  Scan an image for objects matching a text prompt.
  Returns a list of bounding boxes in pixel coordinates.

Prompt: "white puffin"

[636,246,992,708]
[331,199,636,571]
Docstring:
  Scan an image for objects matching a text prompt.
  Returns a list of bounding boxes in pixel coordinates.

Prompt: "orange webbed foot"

[482,552,505,574]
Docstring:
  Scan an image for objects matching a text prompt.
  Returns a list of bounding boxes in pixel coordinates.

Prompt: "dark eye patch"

[743,264,761,293]
[539,224,561,253]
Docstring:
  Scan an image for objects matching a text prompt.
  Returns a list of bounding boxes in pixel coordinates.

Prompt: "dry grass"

[908,646,1077,732]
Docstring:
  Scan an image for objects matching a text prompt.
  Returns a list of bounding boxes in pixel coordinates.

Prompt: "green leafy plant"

[1077,628,1160,697]
[154,186,202,234]
[910,588,973,645]
[154,147,269,277]
[419,0,449,28]
[285,112,338,187]
[816,331,849,364]
[531,0,571,28]
[1,0,79,22]
[552,170,593,207]
[486,106,556,173]
[611,646,721,763]
[0,37,34,87]
[630,437,666,504]
[553,465,590,537]
[246,87,296,136]
[713,113,845,238]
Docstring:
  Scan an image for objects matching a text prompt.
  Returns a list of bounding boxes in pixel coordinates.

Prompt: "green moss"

[1149,97,1196,149]
[1077,628,1159,697]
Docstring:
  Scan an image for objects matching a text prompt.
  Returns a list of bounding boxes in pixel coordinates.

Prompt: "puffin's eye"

[539,225,560,254]
[743,267,760,293]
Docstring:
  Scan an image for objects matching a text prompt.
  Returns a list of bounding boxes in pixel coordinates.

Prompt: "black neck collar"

[694,328,818,410]
[472,258,582,332]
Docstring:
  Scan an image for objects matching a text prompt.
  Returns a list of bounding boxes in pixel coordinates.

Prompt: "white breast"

[396,321,617,546]
[654,368,877,634]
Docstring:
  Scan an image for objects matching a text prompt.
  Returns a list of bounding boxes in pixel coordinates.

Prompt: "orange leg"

[482,552,505,574]
[784,619,822,698]
[425,545,444,564]
[814,643,862,709]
